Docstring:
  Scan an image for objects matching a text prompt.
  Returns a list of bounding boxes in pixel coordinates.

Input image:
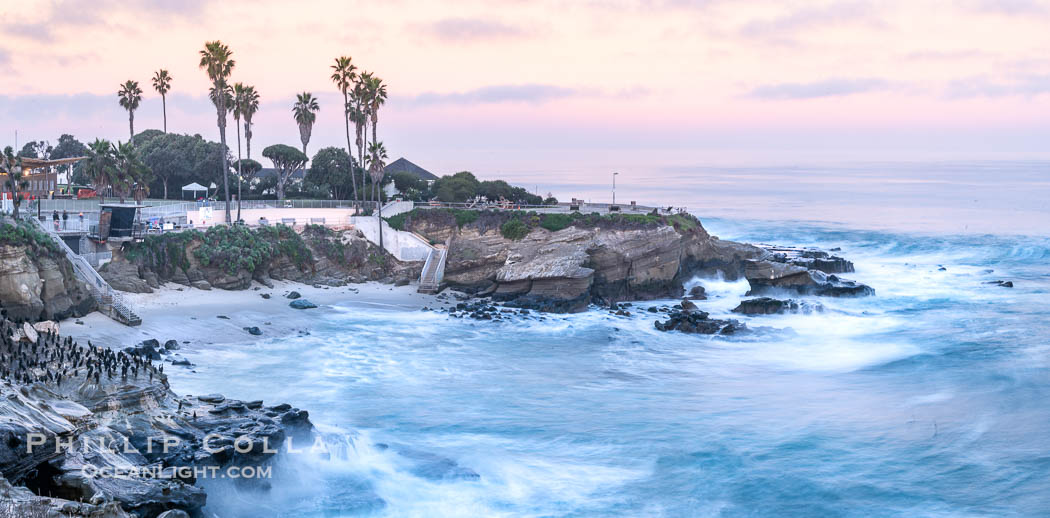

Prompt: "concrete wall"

[348,216,432,261]
[185,208,357,227]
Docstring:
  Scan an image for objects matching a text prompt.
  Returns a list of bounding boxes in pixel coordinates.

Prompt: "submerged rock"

[244,326,263,335]
[654,308,747,335]
[290,299,318,309]
[286,291,302,300]
[732,297,824,315]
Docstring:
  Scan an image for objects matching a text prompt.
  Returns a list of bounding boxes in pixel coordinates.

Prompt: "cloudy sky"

[2,0,1049,180]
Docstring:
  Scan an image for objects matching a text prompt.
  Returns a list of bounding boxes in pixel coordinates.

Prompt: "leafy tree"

[136,133,225,199]
[18,141,49,158]
[1,146,27,218]
[50,134,88,159]
[233,158,262,196]
[432,171,480,202]
[262,144,308,200]
[306,147,355,200]
[250,173,277,198]
[331,56,360,205]
[199,40,235,223]
[392,171,429,197]
[117,80,143,141]
[152,69,172,132]
[293,92,320,155]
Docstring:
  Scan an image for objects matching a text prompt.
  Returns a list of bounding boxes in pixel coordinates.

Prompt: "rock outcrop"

[744,261,874,297]
[763,246,855,274]
[401,210,769,312]
[0,317,314,516]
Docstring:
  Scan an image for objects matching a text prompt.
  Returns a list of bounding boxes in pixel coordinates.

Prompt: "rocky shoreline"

[0,212,883,516]
[0,315,313,517]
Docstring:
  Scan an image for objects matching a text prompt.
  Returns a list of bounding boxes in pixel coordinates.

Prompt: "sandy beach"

[61,280,452,356]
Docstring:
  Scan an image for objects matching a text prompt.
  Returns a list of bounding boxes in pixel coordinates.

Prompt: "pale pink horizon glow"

[2,0,1049,178]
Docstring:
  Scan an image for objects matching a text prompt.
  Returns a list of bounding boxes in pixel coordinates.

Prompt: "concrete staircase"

[28,217,141,326]
[417,238,449,294]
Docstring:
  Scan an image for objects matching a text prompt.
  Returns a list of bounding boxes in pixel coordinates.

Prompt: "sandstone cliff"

[397,209,768,312]
[0,220,97,322]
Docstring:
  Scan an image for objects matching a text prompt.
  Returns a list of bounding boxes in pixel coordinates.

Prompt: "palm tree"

[240,85,260,161]
[366,141,389,248]
[330,56,358,205]
[293,92,320,156]
[117,80,143,141]
[364,75,387,154]
[199,40,235,224]
[354,72,372,202]
[232,82,249,222]
[111,140,151,203]
[350,92,368,203]
[152,69,172,133]
[86,138,115,208]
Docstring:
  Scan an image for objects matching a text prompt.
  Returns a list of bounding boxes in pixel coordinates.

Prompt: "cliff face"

[403,211,768,312]
[100,225,421,293]
[0,244,97,322]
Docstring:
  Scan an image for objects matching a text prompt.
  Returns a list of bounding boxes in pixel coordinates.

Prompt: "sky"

[2,0,1049,190]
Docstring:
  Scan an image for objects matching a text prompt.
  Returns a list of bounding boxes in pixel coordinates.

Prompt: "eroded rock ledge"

[0,316,313,516]
[397,209,873,312]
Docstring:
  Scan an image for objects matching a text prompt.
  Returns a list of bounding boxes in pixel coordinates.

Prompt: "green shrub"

[126,224,314,275]
[451,209,478,227]
[539,213,573,232]
[385,212,408,231]
[500,218,530,240]
[0,220,61,257]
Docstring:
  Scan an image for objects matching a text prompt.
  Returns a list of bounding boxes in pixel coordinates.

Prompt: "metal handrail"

[25,216,138,324]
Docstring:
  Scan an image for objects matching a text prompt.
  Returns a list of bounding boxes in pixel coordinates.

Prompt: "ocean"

[163,161,1050,517]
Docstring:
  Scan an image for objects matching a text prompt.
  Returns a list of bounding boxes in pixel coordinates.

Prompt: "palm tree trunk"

[236,118,243,222]
[343,92,357,206]
[129,112,135,142]
[163,180,168,200]
[218,106,231,224]
[362,117,370,203]
[162,95,168,133]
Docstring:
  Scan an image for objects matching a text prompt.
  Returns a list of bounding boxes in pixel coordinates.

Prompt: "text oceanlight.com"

[81,465,272,480]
